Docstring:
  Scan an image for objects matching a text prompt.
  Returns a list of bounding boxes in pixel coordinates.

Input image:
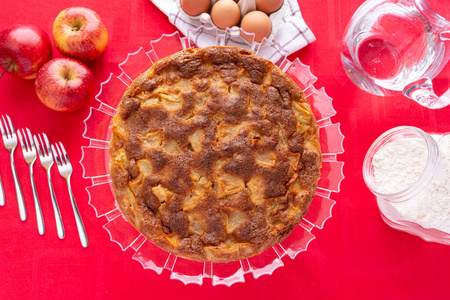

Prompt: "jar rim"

[362,126,440,202]
[415,0,450,27]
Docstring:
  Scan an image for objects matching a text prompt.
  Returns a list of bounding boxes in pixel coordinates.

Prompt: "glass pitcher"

[341,0,450,109]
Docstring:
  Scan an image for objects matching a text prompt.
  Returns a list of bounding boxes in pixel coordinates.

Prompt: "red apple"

[0,24,52,79]
[35,58,95,112]
[53,7,109,62]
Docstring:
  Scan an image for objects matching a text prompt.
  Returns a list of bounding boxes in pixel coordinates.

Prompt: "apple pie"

[109,46,322,263]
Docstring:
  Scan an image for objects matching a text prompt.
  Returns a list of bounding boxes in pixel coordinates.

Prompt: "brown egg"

[256,0,284,14]
[241,11,272,43]
[180,0,211,16]
[211,0,241,30]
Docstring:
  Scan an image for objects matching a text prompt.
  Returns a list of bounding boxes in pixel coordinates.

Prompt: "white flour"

[372,135,450,233]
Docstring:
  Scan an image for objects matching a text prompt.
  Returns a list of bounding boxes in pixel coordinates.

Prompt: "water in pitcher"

[342,0,442,95]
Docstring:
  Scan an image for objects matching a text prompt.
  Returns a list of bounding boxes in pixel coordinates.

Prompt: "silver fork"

[0,115,27,221]
[34,133,65,239]
[17,128,45,235]
[52,142,88,248]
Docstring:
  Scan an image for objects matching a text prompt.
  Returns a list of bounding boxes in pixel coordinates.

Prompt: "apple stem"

[66,79,70,89]
[0,61,13,79]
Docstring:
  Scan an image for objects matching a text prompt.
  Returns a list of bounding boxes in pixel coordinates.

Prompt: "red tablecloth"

[1,0,449,299]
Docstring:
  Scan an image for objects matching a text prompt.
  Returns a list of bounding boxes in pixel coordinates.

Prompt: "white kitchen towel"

[150,0,315,56]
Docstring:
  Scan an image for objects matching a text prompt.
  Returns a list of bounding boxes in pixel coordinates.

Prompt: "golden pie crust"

[109,46,321,263]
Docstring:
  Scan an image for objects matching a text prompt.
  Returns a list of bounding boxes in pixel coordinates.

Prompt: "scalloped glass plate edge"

[80,28,345,286]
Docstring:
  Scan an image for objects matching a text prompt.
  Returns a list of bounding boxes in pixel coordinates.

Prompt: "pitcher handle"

[403,78,450,109]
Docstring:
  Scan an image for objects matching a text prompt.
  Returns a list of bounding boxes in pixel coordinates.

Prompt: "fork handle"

[29,164,45,235]
[0,174,5,206]
[47,169,65,239]
[10,149,26,221]
[66,177,88,248]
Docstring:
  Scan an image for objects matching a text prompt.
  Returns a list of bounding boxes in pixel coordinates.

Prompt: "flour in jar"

[372,135,450,233]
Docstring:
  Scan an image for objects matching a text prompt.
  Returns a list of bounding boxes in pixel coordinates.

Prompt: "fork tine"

[43,133,51,156]
[17,129,26,150]
[6,115,15,133]
[51,144,62,166]
[59,142,70,164]
[0,116,5,136]
[22,129,31,151]
[1,116,9,137]
[33,135,43,157]
[56,143,66,164]
[26,128,35,150]
[38,134,47,156]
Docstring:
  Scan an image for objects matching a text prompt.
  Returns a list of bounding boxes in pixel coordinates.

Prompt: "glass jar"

[341,0,450,108]
[363,126,450,245]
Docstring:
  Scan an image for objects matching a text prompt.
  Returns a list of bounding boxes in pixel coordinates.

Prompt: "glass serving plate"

[80,27,345,286]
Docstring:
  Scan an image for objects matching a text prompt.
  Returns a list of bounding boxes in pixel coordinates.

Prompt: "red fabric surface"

[0,0,449,299]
